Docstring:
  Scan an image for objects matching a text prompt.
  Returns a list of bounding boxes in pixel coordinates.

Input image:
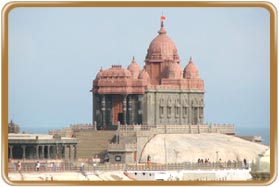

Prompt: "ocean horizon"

[235,126,270,146]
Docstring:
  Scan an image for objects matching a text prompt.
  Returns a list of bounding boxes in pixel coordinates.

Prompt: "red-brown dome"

[127,57,140,79]
[145,22,180,63]
[183,57,199,79]
[97,65,132,79]
[139,68,150,80]
[168,62,182,79]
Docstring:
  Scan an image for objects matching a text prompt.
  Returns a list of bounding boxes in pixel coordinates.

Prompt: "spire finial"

[160,14,166,28]
[159,15,167,34]
[189,56,193,63]
[132,56,136,63]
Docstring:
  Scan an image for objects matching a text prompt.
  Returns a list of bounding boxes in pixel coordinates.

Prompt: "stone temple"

[92,20,204,129]
[89,19,236,163]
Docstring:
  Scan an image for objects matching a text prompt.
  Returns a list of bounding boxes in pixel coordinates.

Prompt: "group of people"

[196,157,249,169]
[16,160,58,172]
[16,160,41,172]
[197,158,210,164]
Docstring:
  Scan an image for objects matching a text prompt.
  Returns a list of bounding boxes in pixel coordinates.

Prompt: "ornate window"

[160,106,164,117]
[167,106,172,118]
[183,107,187,118]
[175,106,180,118]
[160,98,165,106]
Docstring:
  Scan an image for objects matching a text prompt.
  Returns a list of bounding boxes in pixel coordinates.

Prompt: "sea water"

[235,126,270,146]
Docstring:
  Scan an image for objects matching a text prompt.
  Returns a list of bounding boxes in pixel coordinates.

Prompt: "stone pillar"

[68,145,72,160]
[56,145,59,159]
[189,106,192,125]
[101,95,106,129]
[36,145,39,159]
[137,95,143,124]
[123,95,127,125]
[197,107,200,133]
[128,95,132,125]
[47,145,50,159]
[9,146,13,159]
[92,93,94,129]
[41,145,45,159]
[189,107,192,133]
[94,121,97,131]
[59,145,63,159]
[73,145,77,160]
[199,107,203,124]
[62,145,66,159]
[197,107,199,125]
[22,145,26,160]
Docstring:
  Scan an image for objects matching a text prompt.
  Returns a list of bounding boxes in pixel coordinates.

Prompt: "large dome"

[145,22,180,63]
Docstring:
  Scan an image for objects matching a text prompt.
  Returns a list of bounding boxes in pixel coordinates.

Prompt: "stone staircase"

[75,130,116,160]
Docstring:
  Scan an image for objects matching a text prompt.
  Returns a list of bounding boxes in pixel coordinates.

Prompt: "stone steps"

[75,131,116,160]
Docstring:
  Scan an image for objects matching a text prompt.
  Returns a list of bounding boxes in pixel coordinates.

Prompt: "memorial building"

[92,18,204,129]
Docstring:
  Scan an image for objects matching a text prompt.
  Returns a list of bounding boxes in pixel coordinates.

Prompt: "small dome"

[139,68,150,80]
[97,65,132,79]
[168,63,181,79]
[127,57,140,79]
[95,67,103,79]
[145,21,180,63]
[183,57,199,79]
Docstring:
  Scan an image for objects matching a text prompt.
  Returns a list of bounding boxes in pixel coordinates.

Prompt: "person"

[35,161,40,172]
[147,155,151,168]
[218,158,222,168]
[80,162,84,172]
[243,158,248,169]
[17,161,21,172]
[147,155,151,162]
[50,162,54,171]
[227,160,232,167]
[104,153,109,163]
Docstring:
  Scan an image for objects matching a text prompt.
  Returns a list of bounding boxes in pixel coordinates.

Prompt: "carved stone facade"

[92,19,204,128]
[143,90,204,126]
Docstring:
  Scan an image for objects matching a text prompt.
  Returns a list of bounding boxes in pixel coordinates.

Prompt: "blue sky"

[8,7,270,132]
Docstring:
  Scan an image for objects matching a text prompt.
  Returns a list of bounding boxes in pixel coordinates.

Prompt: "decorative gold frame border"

[1,1,277,186]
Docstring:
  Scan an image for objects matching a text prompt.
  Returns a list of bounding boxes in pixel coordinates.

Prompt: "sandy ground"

[140,133,268,163]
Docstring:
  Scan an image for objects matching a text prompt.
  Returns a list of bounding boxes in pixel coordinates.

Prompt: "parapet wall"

[118,124,235,136]
[48,124,95,137]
